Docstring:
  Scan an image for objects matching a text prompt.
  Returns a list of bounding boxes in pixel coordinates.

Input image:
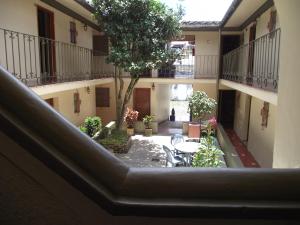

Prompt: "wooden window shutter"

[93,35,109,56]
[74,92,81,113]
[96,87,110,107]
[70,21,77,44]
[45,98,54,107]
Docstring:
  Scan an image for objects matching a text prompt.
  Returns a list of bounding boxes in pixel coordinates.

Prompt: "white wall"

[247,97,276,168]
[272,0,300,168]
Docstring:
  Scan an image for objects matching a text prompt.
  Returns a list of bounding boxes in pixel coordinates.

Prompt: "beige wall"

[0,0,99,84]
[0,0,94,48]
[155,84,171,123]
[247,97,276,168]
[183,31,219,55]
[193,83,217,100]
[96,82,117,126]
[41,86,96,126]
[234,92,251,141]
[272,0,300,168]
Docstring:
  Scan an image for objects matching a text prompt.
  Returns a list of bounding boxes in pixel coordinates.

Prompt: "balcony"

[0,28,218,87]
[222,28,281,92]
[0,27,114,87]
[157,54,218,79]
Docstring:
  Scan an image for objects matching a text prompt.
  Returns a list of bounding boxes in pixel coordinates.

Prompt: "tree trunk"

[116,68,124,129]
[115,71,139,130]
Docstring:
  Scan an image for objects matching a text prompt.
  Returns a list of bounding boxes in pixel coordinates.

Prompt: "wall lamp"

[152,83,155,91]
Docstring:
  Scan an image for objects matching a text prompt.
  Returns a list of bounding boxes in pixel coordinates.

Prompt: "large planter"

[144,128,153,137]
[127,128,134,136]
[188,123,201,139]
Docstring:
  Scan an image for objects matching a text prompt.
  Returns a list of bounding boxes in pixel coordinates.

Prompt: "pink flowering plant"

[207,116,217,135]
[124,107,139,128]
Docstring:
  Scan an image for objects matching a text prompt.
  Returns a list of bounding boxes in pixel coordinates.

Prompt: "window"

[70,21,77,44]
[96,87,110,107]
[93,35,109,56]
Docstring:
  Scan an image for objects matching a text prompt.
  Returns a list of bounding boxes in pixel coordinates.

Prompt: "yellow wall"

[272,0,300,168]
[96,82,117,126]
[41,86,96,126]
[234,92,251,141]
[247,97,276,168]
[193,83,217,100]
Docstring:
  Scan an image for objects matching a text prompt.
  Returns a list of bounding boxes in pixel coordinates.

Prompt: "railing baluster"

[3,30,8,70]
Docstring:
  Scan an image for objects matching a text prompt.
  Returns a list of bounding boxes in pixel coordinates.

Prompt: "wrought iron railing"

[158,54,218,79]
[0,27,114,87]
[222,28,281,91]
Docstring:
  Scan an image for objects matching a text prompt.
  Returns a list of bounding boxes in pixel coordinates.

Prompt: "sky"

[161,0,233,21]
[86,0,234,22]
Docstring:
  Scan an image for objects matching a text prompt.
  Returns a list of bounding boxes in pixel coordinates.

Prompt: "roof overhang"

[222,0,274,30]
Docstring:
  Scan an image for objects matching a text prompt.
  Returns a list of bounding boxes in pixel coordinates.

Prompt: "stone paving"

[115,135,174,167]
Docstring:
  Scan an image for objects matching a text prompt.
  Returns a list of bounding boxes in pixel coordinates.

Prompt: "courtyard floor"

[115,135,172,167]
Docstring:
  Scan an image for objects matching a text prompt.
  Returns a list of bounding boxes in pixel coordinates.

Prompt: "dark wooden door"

[38,6,56,83]
[133,88,151,121]
[218,90,236,129]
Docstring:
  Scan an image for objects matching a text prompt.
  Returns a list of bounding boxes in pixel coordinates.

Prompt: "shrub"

[192,136,224,168]
[124,108,139,128]
[188,91,217,122]
[99,129,130,153]
[143,115,154,129]
[80,116,102,138]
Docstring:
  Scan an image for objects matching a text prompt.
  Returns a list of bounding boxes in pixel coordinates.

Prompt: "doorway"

[218,90,236,129]
[37,6,55,83]
[133,88,151,121]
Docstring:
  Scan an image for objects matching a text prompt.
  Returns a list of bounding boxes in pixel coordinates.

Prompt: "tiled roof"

[181,21,220,30]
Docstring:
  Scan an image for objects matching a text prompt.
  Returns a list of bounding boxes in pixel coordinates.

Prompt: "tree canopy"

[92,0,183,76]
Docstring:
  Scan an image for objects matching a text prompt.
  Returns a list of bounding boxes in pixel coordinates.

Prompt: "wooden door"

[37,6,56,83]
[218,90,236,129]
[133,88,151,121]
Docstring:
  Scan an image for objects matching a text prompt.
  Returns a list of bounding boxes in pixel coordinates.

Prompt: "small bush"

[98,127,110,139]
[192,136,224,168]
[80,116,102,138]
[98,129,130,153]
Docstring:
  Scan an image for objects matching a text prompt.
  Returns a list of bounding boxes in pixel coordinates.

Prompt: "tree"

[188,91,217,123]
[92,0,182,128]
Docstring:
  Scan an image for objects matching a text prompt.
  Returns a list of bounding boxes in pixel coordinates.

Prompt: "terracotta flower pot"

[144,128,153,137]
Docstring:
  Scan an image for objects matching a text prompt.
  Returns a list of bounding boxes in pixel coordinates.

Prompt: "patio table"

[174,142,200,166]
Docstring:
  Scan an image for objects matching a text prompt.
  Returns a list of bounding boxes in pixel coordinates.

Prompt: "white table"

[174,142,200,166]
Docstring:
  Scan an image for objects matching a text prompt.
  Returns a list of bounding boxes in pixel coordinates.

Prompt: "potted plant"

[143,115,154,136]
[124,107,139,136]
[187,91,217,138]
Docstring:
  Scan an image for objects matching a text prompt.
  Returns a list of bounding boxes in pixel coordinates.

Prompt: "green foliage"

[188,91,217,122]
[192,136,224,168]
[143,115,154,129]
[98,127,110,139]
[80,116,102,138]
[99,129,129,153]
[92,0,183,76]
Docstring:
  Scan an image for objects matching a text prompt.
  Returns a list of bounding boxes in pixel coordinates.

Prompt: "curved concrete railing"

[0,66,300,219]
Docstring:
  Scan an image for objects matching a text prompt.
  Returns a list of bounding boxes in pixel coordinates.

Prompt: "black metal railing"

[0,27,114,87]
[158,54,218,79]
[222,28,281,91]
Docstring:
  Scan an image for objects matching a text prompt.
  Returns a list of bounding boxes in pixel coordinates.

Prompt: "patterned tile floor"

[225,129,260,168]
